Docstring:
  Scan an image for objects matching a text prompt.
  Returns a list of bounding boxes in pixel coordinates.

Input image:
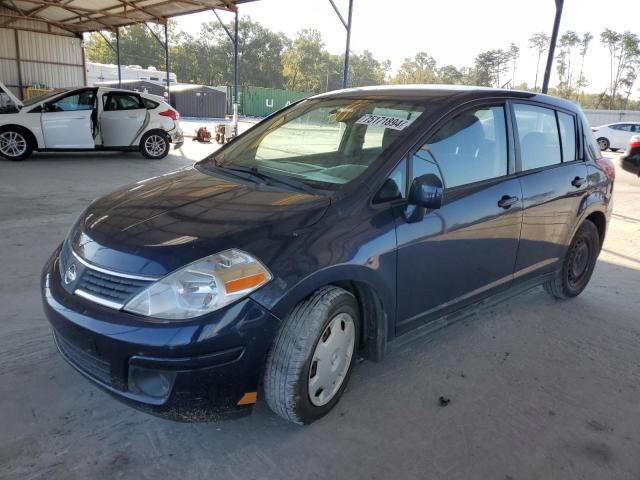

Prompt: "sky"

[174,0,640,96]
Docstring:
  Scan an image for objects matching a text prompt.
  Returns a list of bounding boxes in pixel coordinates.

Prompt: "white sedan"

[0,82,183,161]
[591,122,640,152]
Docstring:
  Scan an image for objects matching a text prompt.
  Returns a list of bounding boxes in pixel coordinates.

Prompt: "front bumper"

[41,247,281,421]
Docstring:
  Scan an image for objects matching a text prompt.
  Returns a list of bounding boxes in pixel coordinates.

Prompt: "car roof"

[310,84,579,112]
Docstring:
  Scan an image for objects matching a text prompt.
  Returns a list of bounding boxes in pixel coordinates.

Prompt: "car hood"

[69,167,330,276]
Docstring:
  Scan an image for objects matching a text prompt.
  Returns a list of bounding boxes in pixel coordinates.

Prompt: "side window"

[104,93,143,111]
[557,112,577,162]
[513,104,561,170]
[424,105,508,188]
[50,90,94,112]
[142,98,159,109]
[412,147,442,180]
[373,159,407,203]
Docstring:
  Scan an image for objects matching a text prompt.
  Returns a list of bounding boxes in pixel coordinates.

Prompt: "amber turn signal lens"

[225,273,267,294]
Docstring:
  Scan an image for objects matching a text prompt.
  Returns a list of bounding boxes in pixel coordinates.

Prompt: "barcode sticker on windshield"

[355,114,414,130]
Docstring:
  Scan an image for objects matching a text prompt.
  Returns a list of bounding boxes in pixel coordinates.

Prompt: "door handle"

[571,176,586,188]
[497,195,519,209]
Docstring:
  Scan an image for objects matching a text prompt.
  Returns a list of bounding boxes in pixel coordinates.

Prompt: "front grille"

[54,331,112,386]
[77,268,151,306]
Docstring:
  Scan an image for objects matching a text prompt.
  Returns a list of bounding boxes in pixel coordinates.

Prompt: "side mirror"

[408,173,443,210]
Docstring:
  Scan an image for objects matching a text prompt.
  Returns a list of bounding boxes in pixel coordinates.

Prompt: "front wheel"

[544,220,600,299]
[0,128,33,161]
[140,132,169,159]
[264,286,360,425]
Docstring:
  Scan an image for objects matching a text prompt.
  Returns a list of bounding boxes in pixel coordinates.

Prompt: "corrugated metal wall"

[0,6,84,98]
[583,109,640,126]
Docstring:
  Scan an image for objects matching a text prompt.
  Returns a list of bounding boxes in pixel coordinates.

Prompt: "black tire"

[0,126,34,161]
[609,148,619,152]
[140,131,169,159]
[597,137,610,151]
[264,286,360,425]
[544,220,600,299]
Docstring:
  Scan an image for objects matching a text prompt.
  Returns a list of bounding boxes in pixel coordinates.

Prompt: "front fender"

[249,203,399,338]
[0,116,44,148]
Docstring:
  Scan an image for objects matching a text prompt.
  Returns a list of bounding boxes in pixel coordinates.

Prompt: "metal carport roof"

[0,1,255,32]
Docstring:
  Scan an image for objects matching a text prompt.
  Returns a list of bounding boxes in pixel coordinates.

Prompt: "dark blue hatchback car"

[42,86,615,425]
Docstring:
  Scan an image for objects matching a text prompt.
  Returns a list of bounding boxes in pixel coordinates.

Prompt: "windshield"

[0,90,19,113]
[200,98,425,189]
[22,89,69,107]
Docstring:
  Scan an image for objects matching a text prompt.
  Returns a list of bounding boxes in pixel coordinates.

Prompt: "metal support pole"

[233,10,239,135]
[542,0,564,94]
[343,0,353,88]
[115,28,121,88]
[164,21,170,104]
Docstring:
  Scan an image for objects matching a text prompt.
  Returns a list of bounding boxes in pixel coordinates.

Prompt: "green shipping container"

[227,86,313,117]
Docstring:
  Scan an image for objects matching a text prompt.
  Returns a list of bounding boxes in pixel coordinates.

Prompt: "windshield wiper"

[222,165,316,195]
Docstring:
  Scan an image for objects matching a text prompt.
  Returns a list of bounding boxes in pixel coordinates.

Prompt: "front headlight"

[123,249,272,321]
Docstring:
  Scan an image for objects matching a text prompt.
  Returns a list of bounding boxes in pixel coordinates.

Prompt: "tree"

[600,29,640,109]
[391,52,438,84]
[198,17,287,88]
[347,50,389,87]
[437,64,463,84]
[473,49,510,87]
[85,24,167,69]
[529,32,550,90]
[84,33,116,64]
[508,43,520,88]
[556,31,580,98]
[575,32,593,101]
[281,29,327,91]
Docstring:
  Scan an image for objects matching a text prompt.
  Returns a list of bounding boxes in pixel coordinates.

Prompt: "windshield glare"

[203,98,425,188]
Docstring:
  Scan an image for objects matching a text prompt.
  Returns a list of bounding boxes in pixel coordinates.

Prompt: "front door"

[511,103,589,281]
[41,89,95,149]
[394,104,523,333]
[99,92,148,147]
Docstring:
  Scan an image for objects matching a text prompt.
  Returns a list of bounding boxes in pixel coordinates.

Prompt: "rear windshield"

[200,98,425,188]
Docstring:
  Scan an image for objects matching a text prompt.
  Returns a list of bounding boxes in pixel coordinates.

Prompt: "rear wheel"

[140,131,169,159]
[264,286,359,425]
[0,127,33,161]
[544,220,600,299]
[597,137,610,151]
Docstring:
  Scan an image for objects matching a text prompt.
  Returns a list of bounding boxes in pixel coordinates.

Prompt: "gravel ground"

[0,145,638,480]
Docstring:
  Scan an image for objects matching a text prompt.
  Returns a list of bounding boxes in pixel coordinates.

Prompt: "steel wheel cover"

[308,312,355,407]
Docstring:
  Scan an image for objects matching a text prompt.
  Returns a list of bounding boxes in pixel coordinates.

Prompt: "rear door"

[99,91,148,147]
[394,102,523,332]
[41,89,95,148]
[511,102,588,281]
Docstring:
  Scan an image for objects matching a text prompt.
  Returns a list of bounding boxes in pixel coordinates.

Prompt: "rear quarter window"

[143,98,159,109]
